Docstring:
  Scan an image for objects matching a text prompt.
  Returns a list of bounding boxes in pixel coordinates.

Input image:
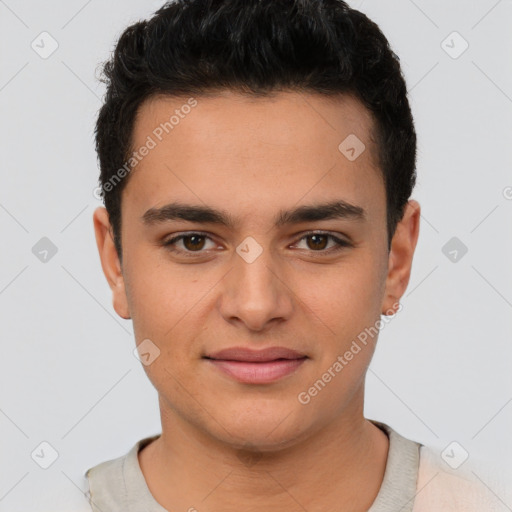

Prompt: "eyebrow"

[141,199,366,228]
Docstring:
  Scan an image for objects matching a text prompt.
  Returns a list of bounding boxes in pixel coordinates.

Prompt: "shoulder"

[86,451,127,487]
[85,434,160,512]
[412,444,512,512]
[85,450,129,512]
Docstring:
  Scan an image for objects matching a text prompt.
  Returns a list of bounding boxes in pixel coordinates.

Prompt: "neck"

[139,392,389,512]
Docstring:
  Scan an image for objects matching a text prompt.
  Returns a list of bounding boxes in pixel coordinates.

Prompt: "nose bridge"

[233,240,280,301]
[238,247,276,291]
[219,238,293,328]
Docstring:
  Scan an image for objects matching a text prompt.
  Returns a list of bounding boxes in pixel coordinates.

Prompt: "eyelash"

[162,231,351,258]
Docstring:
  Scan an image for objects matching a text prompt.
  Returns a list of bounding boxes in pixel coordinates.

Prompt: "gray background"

[1,0,511,510]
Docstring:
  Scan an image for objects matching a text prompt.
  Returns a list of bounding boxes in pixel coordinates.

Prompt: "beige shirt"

[84,420,511,511]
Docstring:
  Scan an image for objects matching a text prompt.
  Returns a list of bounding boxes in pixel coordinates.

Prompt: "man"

[86,0,509,510]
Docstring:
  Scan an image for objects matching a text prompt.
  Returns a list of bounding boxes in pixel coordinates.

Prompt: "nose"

[217,243,294,332]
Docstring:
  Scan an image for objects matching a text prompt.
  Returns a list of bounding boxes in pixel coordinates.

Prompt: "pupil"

[186,235,204,250]
[310,234,327,250]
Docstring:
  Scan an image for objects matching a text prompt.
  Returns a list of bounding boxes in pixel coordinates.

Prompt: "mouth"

[203,346,308,384]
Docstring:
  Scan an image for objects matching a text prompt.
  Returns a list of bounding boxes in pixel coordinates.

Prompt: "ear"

[92,207,131,320]
[381,200,421,315]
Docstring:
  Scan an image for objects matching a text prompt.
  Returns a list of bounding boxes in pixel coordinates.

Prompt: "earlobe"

[92,207,131,320]
[382,296,401,316]
[381,200,421,315]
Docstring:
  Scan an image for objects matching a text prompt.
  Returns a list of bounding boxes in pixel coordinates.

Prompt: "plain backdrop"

[1,0,511,510]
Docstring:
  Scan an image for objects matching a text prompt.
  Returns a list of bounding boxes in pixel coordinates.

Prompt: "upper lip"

[204,346,307,362]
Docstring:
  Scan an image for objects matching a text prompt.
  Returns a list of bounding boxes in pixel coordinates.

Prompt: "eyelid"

[290,230,352,252]
[292,229,350,243]
[162,231,219,252]
[162,230,351,256]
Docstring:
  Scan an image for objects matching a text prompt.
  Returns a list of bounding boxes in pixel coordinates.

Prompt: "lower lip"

[205,358,307,384]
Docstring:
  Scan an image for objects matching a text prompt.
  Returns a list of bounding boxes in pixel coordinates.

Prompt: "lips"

[203,346,308,384]
[204,346,307,362]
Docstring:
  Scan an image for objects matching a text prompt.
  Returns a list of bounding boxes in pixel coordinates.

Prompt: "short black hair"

[95,0,417,260]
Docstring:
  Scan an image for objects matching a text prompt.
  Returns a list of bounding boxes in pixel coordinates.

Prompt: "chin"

[212,406,311,452]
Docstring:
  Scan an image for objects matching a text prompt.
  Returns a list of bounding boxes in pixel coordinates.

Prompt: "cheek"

[123,250,203,333]
[123,253,221,383]
[297,255,384,332]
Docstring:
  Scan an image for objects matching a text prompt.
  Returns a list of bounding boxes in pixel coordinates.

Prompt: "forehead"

[123,90,385,228]
[135,89,377,155]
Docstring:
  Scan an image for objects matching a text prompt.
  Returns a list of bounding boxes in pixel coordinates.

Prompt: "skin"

[93,90,420,512]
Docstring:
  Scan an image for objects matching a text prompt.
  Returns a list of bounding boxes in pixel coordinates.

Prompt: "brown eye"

[306,234,329,250]
[163,232,216,257]
[181,234,206,251]
[294,232,351,254]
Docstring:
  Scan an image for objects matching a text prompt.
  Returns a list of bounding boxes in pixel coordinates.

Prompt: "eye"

[162,232,217,257]
[293,232,351,254]
[163,230,351,258]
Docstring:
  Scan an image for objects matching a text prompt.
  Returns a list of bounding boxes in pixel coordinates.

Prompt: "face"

[94,90,420,451]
